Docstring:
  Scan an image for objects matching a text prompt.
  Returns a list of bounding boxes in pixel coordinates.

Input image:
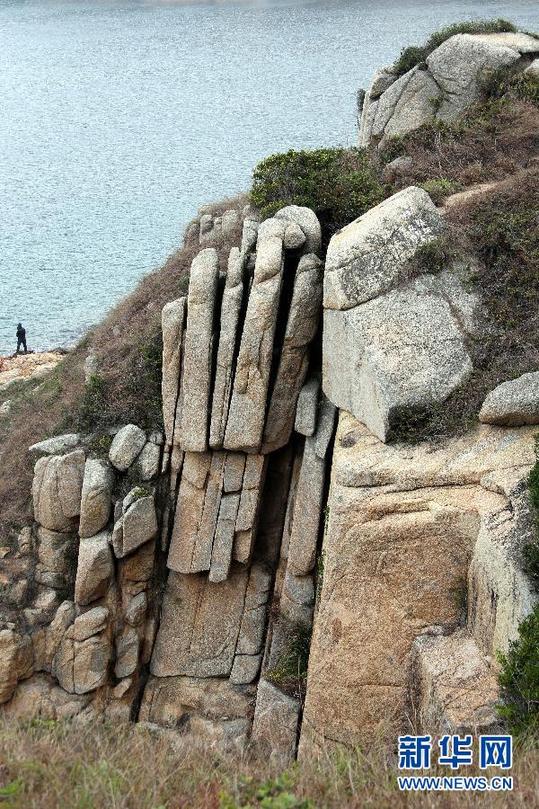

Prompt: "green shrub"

[74,332,163,433]
[86,432,113,458]
[403,236,456,279]
[498,605,539,736]
[250,147,384,243]
[482,67,539,105]
[392,19,517,77]
[419,178,463,203]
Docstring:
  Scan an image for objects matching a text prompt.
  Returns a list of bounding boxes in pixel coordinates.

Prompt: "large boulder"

[324,187,443,311]
[322,188,476,442]
[0,630,33,704]
[324,280,473,442]
[109,424,146,471]
[411,630,500,734]
[479,372,539,426]
[360,31,539,146]
[75,531,114,605]
[298,412,536,755]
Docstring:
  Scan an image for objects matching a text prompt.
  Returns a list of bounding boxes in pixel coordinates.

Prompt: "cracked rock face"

[298,412,537,757]
[359,31,539,147]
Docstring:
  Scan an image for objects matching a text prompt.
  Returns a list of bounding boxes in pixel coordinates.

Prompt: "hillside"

[0,21,538,809]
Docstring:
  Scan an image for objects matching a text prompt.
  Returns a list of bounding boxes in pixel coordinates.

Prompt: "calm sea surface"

[1,0,538,353]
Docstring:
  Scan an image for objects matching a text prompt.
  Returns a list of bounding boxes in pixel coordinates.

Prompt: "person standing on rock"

[16,323,27,354]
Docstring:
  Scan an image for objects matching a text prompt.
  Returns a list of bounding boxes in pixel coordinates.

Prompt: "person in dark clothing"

[16,323,27,354]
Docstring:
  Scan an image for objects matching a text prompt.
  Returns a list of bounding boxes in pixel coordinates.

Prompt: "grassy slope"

[0,197,244,543]
[0,719,538,808]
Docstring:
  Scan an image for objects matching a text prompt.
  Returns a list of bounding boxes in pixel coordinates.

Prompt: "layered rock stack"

[0,204,339,762]
[145,205,336,755]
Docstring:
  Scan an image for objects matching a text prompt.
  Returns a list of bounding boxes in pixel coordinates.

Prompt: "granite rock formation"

[359,31,539,147]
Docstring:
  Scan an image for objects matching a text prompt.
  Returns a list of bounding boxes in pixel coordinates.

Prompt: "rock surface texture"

[299,413,537,756]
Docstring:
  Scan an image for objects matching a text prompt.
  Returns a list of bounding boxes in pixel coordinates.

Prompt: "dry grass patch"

[0,719,539,808]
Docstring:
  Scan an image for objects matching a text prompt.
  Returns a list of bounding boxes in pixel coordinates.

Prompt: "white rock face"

[324,187,443,311]
[29,433,80,457]
[161,298,186,447]
[359,31,539,146]
[109,424,146,471]
[178,248,220,452]
[113,493,158,558]
[479,372,539,426]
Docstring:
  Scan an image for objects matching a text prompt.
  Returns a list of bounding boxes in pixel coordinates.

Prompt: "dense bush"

[498,605,539,736]
[392,19,517,77]
[250,147,384,243]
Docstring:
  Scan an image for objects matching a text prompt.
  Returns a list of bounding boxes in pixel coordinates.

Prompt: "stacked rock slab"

[144,205,335,755]
[359,32,539,147]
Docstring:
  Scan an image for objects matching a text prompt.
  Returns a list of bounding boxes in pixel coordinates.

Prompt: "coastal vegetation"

[391,18,517,77]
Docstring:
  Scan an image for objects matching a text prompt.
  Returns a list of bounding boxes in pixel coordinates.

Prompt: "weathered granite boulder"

[426,33,526,121]
[324,187,443,311]
[324,281,472,442]
[109,424,146,471]
[115,626,140,678]
[53,616,111,695]
[151,568,249,678]
[224,223,284,452]
[136,438,161,481]
[299,412,536,756]
[294,376,320,437]
[360,31,539,146]
[112,492,158,559]
[209,248,245,449]
[479,372,539,426]
[33,450,85,532]
[412,630,500,734]
[0,674,91,721]
[251,680,300,766]
[274,205,322,256]
[161,298,186,447]
[79,459,114,538]
[262,254,323,453]
[177,248,219,452]
[322,188,475,442]
[75,532,114,605]
[29,433,80,457]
